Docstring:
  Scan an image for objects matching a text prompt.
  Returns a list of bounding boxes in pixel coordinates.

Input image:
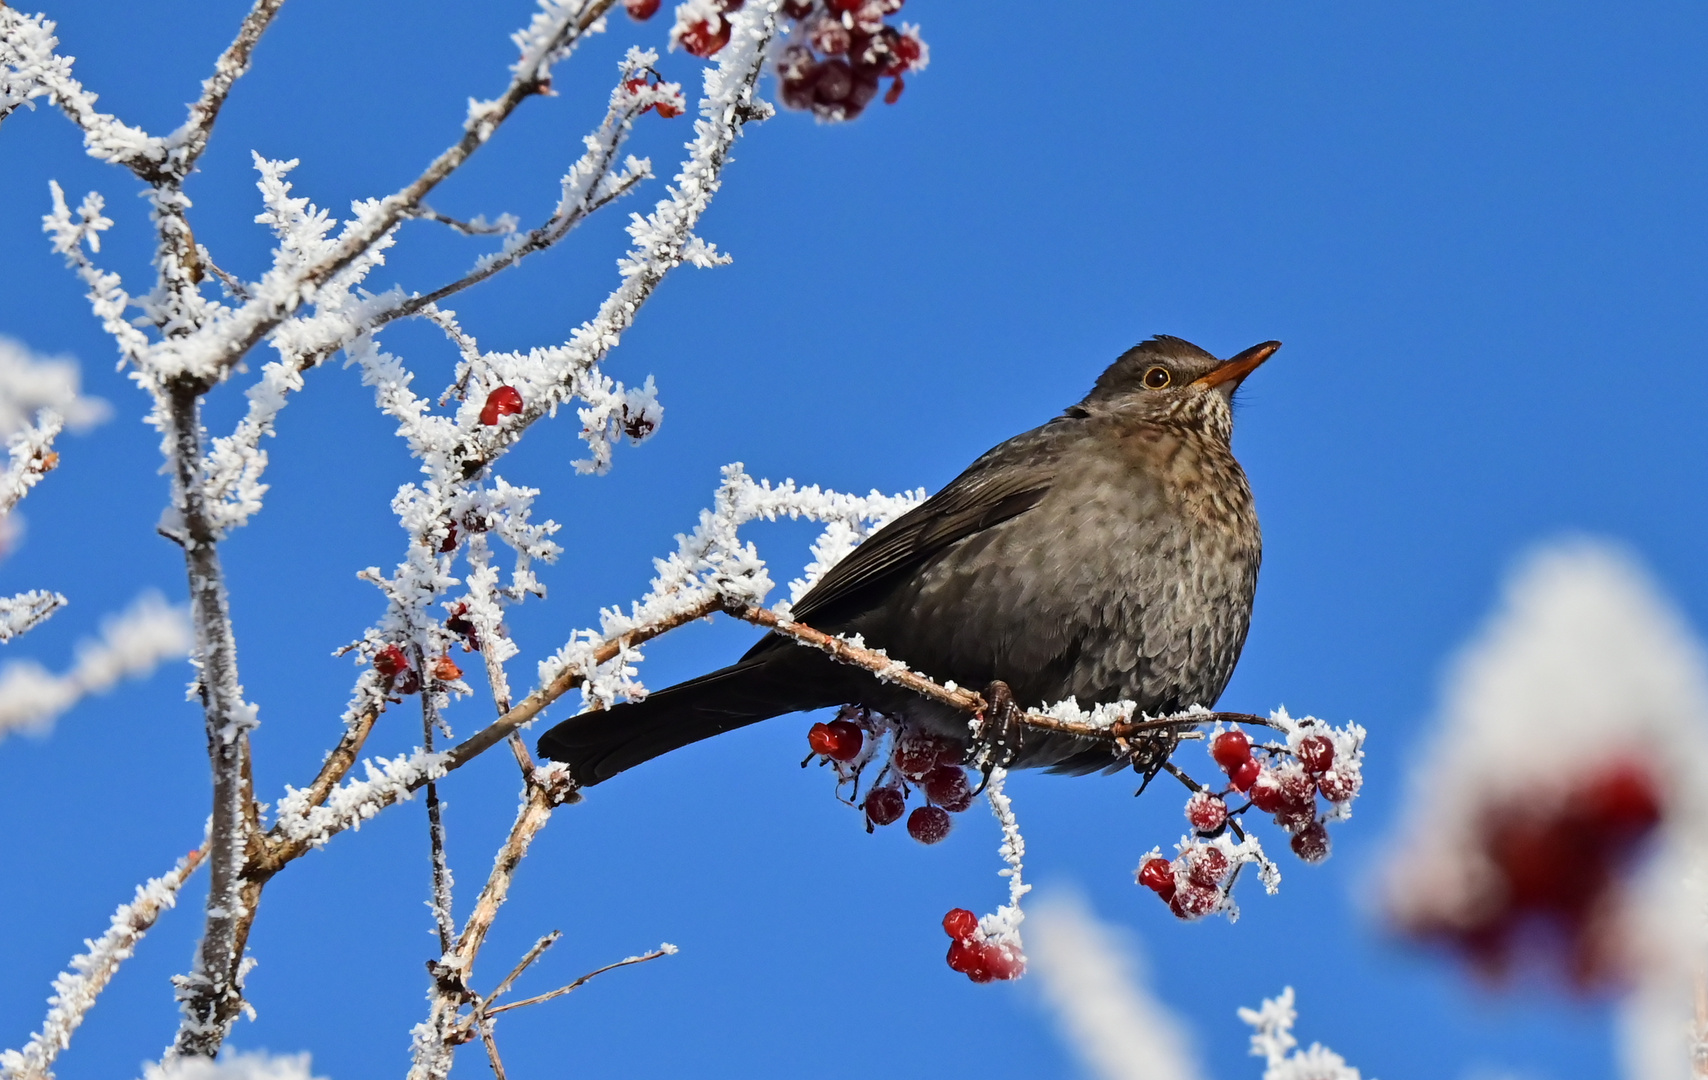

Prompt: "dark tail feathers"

[536,655,846,787]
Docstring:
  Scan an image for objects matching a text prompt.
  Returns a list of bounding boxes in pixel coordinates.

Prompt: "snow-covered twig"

[978,768,1031,951]
[1238,988,1367,1080]
[0,847,206,1080]
[479,944,676,1017]
[0,591,65,644]
[0,591,191,737]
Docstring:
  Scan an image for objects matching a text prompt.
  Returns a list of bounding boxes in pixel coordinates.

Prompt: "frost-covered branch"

[1239,988,1367,1080]
[0,847,206,1080]
[0,591,192,737]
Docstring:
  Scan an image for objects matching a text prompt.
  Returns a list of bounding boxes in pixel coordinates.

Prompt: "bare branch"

[166,0,289,177]
[482,946,676,1017]
[488,932,561,1008]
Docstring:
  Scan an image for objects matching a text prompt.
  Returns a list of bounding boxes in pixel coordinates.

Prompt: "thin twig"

[488,931,561,1007]
[483,947,675,1017]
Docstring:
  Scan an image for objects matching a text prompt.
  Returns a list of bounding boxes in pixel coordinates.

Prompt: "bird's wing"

[786,421,1067,627]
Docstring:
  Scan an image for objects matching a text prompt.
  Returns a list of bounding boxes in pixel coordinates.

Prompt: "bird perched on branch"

[539,336,1277,785]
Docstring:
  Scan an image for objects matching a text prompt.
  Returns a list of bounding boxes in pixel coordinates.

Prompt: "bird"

[538,335,1276,786]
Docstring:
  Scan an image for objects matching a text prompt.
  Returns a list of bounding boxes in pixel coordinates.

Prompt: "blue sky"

[3,2,1708,1077]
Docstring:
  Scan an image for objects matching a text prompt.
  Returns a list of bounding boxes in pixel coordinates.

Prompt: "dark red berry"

[782,0,815,17]
[946,938,984,976]
[1185,791,1228,832]
[1248,770,1286,813]
[907,805,952,845]
[678,18,732,57]
[1187,846,1230,888]
[893,732,952,779]
[884,76,904,105]
[1290,821,1331,863]
[1169,883,1221,920]
[1582,761,1662,832]
[1230,758,1261,791]
[1137,857,1175,896]
[393,668,421,696]
[1276,766,1318,811]
[438,522,458,552]
[373,644,408,678]
[942,908,979,942]
[624,0,661,18]
[810,20,851,55]
[813,58,853,104]
[807,721,838,757]
[924,765,974,812]
[1317,768,1358,803]
[1297,734,1335,775]
[828,0,861,10]
[823,718,863,761]
[479,385,524,425]
[1212,730,1253,770]
[863,786,905,826]
[891,32,922,68]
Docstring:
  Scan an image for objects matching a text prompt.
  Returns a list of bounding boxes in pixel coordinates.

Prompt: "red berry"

[862,786,905,826]
[924,765,974,812]
[1248,770,1286,813]
[393,667,421,695]
[654,99,682,119]
[1290,821,1331,864]
[1229,758,1261,791]
[942,908,979,942]
[1581,761,1662,832]
[1185,791,1228,832]
[1211,730,1253,770]
[1187,846,1230,888]
[981,942,1025,980]
[810,20,851,55]
[893,732,952,779]
[823,718,863,761]
[438,522,458,552]
[624,0,661,18]
[782,0,815,16]
[373,644,408,678]
[828,0,861,10]
[1297,734,1335,775]
[678,18,732,57]
[1169,883,1221,920]
[807,721,838,757]
[946,938,984,976]
[1317,768,1358,803]
[1276,765,1317,811]
[479,385,524,425]
[1137,857,1176,896]
[432,656,463,681]
[883,76,904,105]
[907,805,952,844]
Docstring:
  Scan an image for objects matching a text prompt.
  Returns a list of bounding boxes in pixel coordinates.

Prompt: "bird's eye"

[1142,366,1172,389]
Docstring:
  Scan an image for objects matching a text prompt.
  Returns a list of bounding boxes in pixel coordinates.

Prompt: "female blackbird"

[538,335,1277,784]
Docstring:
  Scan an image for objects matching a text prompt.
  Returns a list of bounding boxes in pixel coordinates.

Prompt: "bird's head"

[1076,335,1281,439]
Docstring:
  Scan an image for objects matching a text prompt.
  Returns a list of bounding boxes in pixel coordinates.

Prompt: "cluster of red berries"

[625,0,744,58]
[805,716,975,845]
[372,645,464,695]
[1415,759,1662,986]
[774,0,924,120]
[1214,728,1356,864]
[1137,841,1239,921]
[480,385,523,426]
[941,908,1024,983]
[622,70,685,118]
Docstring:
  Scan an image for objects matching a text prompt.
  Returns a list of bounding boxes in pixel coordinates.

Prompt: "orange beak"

[1193,340,1282,391]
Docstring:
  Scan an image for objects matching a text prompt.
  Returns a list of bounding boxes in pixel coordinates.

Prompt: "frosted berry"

[1291,821,1331,864]
[942,908,979,942]
[393,668,421,695]
[373,644,408,678]
[432,656,463,681]
[981,943,1025,980]
[1318,768,1359,803]
[924,765,974,812]
[653,99,682,119]
[1169,883,1221,920]
[1297,734,1335,775]
[893,732,953,779]
[624,0,661,17]
[1211,730,1253,770]
[678,18,732,57]
[1187,846,1230,888]
[1230,758,1261,792]
[823,718,863,760]
[782,0,814,16]
[863,786,905,826]
[1248,771,1287,813]
[907,805,952,845]
[479,385,524,425]
[946,938,984,976]
[438,523,458,553]
[810,20,851,55]
[1276,765,1318,812]
[1137,857,1176,897]
[1185,791,1228,832]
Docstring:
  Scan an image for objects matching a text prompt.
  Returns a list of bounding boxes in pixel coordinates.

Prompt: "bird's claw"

[969,680,1022,794]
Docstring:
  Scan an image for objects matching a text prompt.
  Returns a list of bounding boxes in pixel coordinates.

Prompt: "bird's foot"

[969,680,1023,793]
